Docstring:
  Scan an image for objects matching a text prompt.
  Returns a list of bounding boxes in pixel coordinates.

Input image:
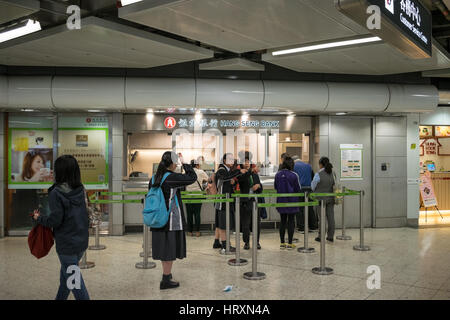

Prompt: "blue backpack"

[143,172,175,228]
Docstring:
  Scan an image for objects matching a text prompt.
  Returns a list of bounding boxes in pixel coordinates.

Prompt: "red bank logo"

[164,117,176,129]
[86,118,91,123]
[385,0,394,14]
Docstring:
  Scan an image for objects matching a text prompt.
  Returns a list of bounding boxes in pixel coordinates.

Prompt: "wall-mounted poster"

[8,116,54,189]
[340,144,363,180]
[420,172,438,207]
[419,126,433,138]
[58,116,109,190]
[435,126,450,137]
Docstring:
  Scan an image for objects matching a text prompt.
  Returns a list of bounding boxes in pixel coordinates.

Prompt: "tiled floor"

[1,227,450,300]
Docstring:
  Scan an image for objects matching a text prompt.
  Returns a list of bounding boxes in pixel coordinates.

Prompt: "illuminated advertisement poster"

[58,116,109,189]
[435,126,450,137]
[340,144,363,180]
[420,173,438,207]
[8,116,54,189]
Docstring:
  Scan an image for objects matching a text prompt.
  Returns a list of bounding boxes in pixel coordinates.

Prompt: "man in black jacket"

[213,153,242,251]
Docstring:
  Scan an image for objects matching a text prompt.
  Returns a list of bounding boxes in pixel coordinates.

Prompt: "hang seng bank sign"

[369,0,431,56]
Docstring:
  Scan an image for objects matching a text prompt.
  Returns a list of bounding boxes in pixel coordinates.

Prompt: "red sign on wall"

[164,117,176,129]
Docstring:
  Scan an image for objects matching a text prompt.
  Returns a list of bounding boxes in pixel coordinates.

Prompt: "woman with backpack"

[149,151,197,290]
[185,159,209,237]
[32,155,90,300]
[274,156,301,250]
[311,157,336,243]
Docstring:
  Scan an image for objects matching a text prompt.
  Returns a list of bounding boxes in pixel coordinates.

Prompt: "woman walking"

[312,157,336,242]
[185,159,209,237]
[274,156,301,250]
[32,155,90,300]
[149,151,197,290]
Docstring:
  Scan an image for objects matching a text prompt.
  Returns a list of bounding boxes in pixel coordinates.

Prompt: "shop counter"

[430,172,450,210]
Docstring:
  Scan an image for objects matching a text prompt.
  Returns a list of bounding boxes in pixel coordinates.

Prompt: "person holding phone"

[21,151,53,182]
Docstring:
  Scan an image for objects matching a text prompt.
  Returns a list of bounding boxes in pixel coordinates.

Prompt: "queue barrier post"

[336,187,352,241]
[220,193,233,255]
[312,200,333,275]
[353,190,371,251]
[79,250,95,269]
[136,223,156,269]
[243,200,266,280]
[298,190,315,253]
[228,196,248,266]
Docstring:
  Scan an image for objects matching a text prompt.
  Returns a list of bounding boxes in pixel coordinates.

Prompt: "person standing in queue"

[312,157,336,243]
[185,159,209,237]
[212,153,241,252]
[293,156,318,232]
[149,151,197,290]
[32,155,90,300]
[274,156,301,250]
[236,151,262,250]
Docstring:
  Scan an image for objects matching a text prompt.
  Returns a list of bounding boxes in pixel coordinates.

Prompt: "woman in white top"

[185,159,209,237]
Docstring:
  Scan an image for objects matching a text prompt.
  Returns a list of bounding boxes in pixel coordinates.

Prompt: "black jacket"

[214,164,240,210]
[149,164,197,232]
[37,184,89,255]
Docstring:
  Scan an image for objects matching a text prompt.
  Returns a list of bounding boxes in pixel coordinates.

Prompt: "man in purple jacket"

[274,157,301,250]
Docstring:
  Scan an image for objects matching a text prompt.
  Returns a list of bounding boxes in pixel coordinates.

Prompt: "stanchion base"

[228,258,248,266]
[312,267,333,275]
[336,235,352,240]
[243,272,266,280]
[353,245,371,251]
[298,247,315,253]
[219,249,234,256]
[135,262,156,269]
[89,245,106,250]
[79,262,95,269]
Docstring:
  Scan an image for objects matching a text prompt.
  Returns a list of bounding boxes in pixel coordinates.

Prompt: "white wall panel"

[8,76,53,109]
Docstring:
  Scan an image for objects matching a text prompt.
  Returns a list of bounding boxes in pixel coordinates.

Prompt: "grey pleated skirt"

[152,230,186,261]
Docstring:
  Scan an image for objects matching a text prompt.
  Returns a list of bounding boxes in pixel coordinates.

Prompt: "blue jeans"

[56,252,90,300]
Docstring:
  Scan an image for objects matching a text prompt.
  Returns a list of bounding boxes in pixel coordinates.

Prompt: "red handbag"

[28,220,54,259]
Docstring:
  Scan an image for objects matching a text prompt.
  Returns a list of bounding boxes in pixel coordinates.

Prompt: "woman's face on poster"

[31,156,44,174]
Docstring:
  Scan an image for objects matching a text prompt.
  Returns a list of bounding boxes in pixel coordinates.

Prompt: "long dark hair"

[319,157,333,174]
[21,151,45,181]
[280,156,294,171]
[54,155,82,189]
[152,151,178,187]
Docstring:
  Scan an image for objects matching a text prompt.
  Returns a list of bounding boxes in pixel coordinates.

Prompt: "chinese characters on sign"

[176,118,280,129]
[340,144,363,180]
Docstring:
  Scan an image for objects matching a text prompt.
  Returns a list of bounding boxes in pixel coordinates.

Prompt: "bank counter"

[430,172,450,210]
[122,176,283,230]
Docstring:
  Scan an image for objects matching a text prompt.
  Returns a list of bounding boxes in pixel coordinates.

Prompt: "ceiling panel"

[263,41,450,75]
[0,0,39,25]
[0,16,213,67]
[119,0,370,53]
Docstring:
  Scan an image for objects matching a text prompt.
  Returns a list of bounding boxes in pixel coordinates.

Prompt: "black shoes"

[315,237,334,243]
[213,239,221,249]
[257,243,261,250]
[244,243,250,250]
[160,274,179,290]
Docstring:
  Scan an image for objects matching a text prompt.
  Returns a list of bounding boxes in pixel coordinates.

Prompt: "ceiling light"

[336,112,348,116]
[87,109,102,113]
[21,108,34,112]
[272,36,382,56]
[146,112,154,120]
[121,0,143,6]
[241,113,249,121]
[0,20,41,44]
[195,111,202,121]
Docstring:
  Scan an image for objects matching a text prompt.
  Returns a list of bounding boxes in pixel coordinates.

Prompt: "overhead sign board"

[336,0,432,59]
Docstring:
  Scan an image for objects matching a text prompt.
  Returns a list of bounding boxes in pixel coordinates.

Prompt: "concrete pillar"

[406,114,420,228]
[111,113,124,236]
[0,113,4,238]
